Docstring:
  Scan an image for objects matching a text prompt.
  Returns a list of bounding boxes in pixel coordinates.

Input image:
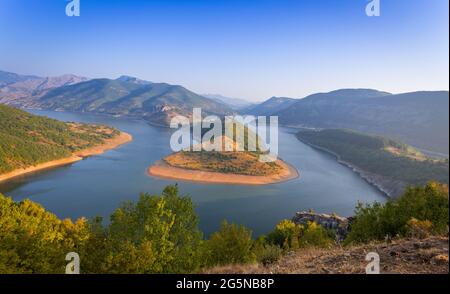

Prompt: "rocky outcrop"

[292,211,353,241]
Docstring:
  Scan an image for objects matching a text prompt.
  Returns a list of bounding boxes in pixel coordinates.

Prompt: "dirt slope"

[205,237,449,274]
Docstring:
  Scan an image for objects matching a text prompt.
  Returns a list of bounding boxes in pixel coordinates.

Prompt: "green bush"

[266,219,334,250]
[252,238,283,266]
[204,220,255,266]
[0,185,203,274]
[299,222,334,248]
[266,219,302,250]
[99,185,203,273]
[0,194,90,273]
[406,218,433,239]
[345,182,449,244]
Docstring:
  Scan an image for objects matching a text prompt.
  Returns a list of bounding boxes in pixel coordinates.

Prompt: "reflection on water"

[0,110,386,236]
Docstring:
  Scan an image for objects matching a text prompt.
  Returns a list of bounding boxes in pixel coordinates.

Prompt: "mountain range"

[0,70,448,156]
[245,89,449,156]
[0,71,233,126]
[0,70,89,107]
[242,96,297,116]
[276,89,449,156]
[202,94,253,110]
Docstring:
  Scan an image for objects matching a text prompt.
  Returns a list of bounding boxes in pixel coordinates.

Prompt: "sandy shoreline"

[147,159,299,185]
[0,132,132,183]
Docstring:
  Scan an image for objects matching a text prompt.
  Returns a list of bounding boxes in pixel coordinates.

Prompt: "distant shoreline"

[297,139,396,198]
[0,132,132,183]
[147,158,299,185]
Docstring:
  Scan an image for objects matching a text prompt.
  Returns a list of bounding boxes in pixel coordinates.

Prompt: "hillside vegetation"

[35,77,233,126]
[162,121,284,176]
[164,151,282,176]
[207,182,449,274]
[296,129,449,196]
[0,182,447,274]
[0,104,119,174]
[274,89,449,156]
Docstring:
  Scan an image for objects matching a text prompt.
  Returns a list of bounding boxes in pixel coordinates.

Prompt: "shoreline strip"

[147,159,299,185]
[0,132,133,183]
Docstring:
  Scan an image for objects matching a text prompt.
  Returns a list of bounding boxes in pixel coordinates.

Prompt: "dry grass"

[204,237,449,274]
[164,151,283,176]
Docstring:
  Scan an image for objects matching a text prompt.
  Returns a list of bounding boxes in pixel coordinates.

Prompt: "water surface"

[0,110,386,236]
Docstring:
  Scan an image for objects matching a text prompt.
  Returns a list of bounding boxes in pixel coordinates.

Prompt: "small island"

[148,150,299,185]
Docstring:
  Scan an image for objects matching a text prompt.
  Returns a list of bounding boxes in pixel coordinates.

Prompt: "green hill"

[296,129,449,197]
[242,96,297,116]
[35,77,234,126]
[273,89,449,156]
[0,104,119,174]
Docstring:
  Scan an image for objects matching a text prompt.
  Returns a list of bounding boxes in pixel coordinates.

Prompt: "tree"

[205,220,255,266]
[95,185,203,273]
[0,194,90,273]
[345,182,449,244]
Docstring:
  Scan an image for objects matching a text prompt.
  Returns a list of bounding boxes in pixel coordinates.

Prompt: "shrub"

[0,194,90,273]
[255,244,283,266]
[251,236,283,265]
[406,218,433,239]
[204,220,255,266]
[0,185,203,274]
[100,185,203,273]
[300,222,334,248]
[266,220,334,250]
[345,182,449,244]
[266,219,303,250]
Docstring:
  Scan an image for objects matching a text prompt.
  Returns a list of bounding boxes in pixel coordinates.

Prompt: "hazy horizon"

[1,0,448,101]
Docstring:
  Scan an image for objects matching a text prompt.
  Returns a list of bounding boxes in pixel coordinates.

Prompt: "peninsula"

[148,150,298,185]
[0,104,132,182]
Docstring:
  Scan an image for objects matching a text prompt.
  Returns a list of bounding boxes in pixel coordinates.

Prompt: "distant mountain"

[242,96,297,116]
[274,89,449,156]
[0,71,89,106]
[116,75,152,85]
[35,78,234,126]
[202,94,253,110]
[0,70,40,87]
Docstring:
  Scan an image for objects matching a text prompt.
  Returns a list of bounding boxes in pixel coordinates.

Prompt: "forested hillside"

[275,89,449,156]
[1,182,448,273]
[296,129,449,196]
[35,77,234,126]
[0,104,119,174]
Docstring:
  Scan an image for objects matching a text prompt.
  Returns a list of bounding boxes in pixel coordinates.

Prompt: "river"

[0,110,386,236]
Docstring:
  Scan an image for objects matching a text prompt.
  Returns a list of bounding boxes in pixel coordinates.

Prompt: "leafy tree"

[97,185,203,273]
[0,185,203,274]
[345,182,449,244]
[0,194,90,273]
[266,219,302,250]
[299,222,334,248]
[266,219,334,250]
[204,220,255,266]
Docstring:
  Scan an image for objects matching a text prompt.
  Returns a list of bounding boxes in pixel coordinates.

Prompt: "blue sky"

[0,0,448,101]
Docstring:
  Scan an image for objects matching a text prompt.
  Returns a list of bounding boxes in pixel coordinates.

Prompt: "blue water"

[0,110,386,236]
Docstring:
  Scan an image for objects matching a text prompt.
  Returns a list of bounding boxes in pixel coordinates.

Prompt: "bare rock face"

[292,211,352,241]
